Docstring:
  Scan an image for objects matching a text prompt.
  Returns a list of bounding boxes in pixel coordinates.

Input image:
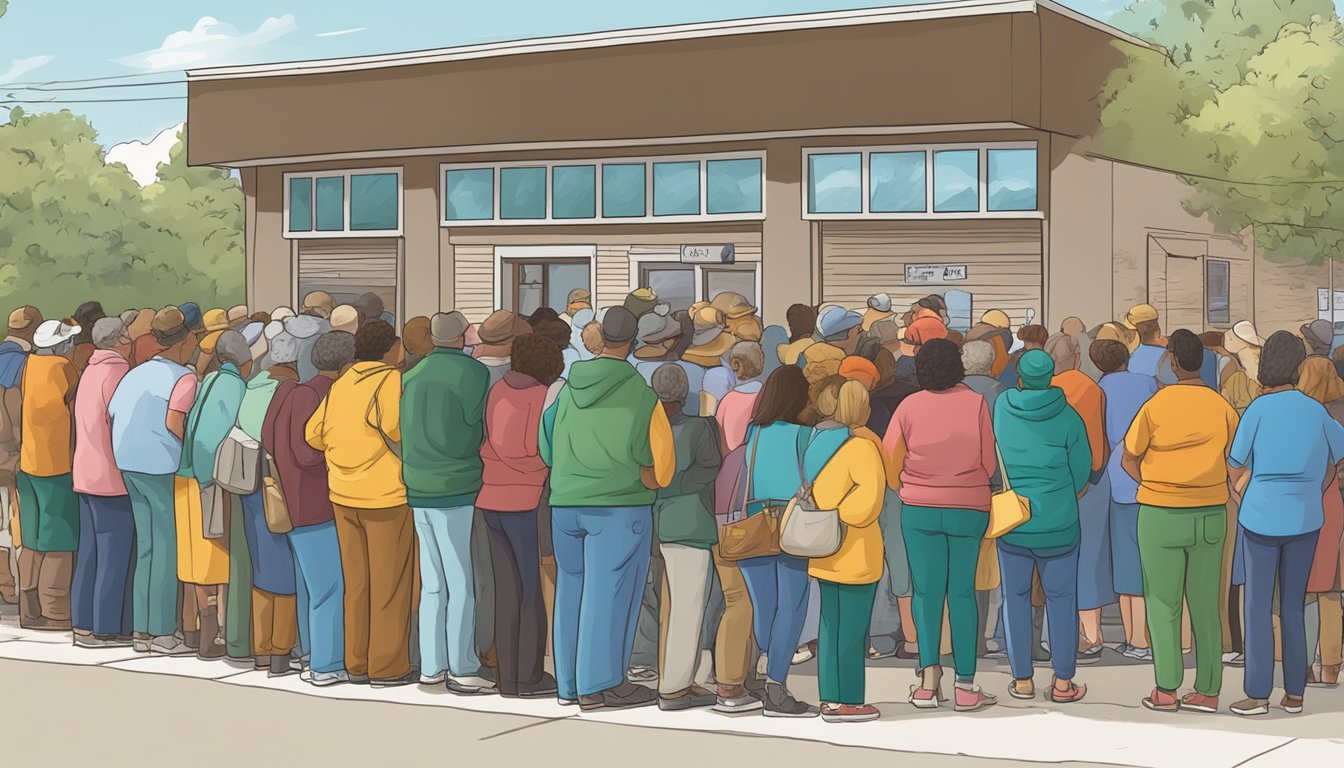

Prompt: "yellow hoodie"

[808,426,887,585]
[305,361,407,509]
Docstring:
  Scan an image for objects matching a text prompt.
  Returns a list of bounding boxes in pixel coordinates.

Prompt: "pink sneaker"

[908,685,940,709]
[954,685,998,712]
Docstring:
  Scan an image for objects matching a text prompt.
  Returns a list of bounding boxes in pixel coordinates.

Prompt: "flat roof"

[186,0,1148,82]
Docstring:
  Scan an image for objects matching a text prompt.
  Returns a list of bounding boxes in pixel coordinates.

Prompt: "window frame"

[283,167,404,238]
[800,142,1041,221]
[492,245,597,316]
[440,151,766,227]
[1205,258,1232,327]
[627,253,762,316]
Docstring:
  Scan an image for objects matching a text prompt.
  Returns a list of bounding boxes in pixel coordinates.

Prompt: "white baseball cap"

[33,319,81,349]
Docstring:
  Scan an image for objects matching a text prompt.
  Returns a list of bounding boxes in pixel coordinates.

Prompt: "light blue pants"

[288,521,345,675]
[552,505,653,699]
[738,553,811,683]
[413,505,479,678]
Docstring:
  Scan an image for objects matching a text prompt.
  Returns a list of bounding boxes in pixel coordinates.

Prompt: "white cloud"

[106,122,183,186]
[315,27,366,38]
[0,55,55,85]
[117,15,296,71]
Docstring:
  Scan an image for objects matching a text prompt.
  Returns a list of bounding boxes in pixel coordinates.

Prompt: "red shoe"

[954,685,998,712]
[1181,692,1218,713]
[1047,679,1087,703]
[821,703,881,723]
[1142,687,1180,712]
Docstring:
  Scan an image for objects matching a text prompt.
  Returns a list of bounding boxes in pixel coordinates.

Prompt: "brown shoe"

[1008,678,1035,700]
[1046,677,1086,704]
[1322,664,1341,687]
[1281,694,1303,714]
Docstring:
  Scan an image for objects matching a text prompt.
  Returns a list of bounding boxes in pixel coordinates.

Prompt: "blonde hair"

[833,380,872,429]
[1238,346,1261,386]
[813,375,846,419]
[580,321,604,356]
[1298,356,1344,404]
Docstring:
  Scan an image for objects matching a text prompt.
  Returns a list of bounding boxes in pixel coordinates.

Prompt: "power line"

[1,96,187,104]
[10,79,184,93]
[1,70,185,88]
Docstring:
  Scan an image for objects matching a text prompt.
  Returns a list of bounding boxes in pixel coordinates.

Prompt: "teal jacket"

[992,387,1091,553]
[401,348,490,508]
[178,364,247,484]
[655,412,721,549]
[541,357,658,507]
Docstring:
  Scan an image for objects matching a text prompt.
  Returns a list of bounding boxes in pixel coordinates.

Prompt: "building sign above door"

[681,244,735,264]
[905,264,968,284]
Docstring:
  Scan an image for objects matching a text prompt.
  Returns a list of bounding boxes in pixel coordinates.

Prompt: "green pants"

[819,580,878,704]
[124,472,179,638]
[17,471,79,552]
[901,505,987,681]
[226,495,254,659]
[1138,504,1225,695]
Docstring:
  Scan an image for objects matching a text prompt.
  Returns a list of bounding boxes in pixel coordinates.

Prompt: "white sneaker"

[626,665,658,683]
[149,635,193,656]
[448,673,496,692]
[1222,652,1245,667]
[792,644,816,665]
[310,670,349,687]
[419,671,447,685]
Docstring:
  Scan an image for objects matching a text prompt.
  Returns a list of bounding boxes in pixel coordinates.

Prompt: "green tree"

[1097,0,1344,263]
[0,108,243,316]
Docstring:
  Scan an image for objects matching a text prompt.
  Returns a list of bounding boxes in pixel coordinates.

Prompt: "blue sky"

[0,0,1331,148]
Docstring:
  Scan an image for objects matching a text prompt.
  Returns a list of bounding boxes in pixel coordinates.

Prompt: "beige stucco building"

[185,0,1326,335]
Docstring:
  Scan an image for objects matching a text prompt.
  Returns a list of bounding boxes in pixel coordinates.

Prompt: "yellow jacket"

[808,426,887,584]
[305,362,407,509]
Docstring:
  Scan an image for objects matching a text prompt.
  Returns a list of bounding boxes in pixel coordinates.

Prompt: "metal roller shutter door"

[297,238,400,317]
[820,220,1043,327]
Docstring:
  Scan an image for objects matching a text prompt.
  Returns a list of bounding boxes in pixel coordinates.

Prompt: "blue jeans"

[737,553,810,683]
[288,521,345,675]
[1242,527,1318,699]
[551,505,652,699]
[71,494,134,637]
[413,505,479,678]
[999,541,1080,682]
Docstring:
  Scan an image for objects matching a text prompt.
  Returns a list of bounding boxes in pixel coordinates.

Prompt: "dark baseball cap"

[601,307,639,346]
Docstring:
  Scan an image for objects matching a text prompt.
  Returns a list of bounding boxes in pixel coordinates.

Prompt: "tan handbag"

[718,430,782,562]
[261,453,292,534]
[986,443,1031,539]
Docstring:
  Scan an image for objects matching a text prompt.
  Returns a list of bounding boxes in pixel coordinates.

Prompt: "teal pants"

[123,472,178,638]
[818,580,878,704]
[901,505,987,681]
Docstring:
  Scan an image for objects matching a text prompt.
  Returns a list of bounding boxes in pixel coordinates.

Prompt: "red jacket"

[477,371,549,512]
[261,376,336,528]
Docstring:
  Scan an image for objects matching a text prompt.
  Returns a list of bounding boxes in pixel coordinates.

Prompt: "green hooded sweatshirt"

[541,357,657,508]
[401,348,490,508]
[992,386,1091,554]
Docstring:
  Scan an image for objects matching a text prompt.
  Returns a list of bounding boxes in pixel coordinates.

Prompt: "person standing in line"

[713,341,765,453]
[401,311,497,694]
[15,319,82,631]
[306,321,417,687]
[1047,332,1113,662]
[646,364,722,711]
[176,330,250,660]
[473,310,531,389]
[1227,332,1344,716]
[1122,329,1239,713]
[994,350,1092,703]
[728,365,819,717]
[0,306,42,611]
[236,330,301,676]
[776,304,818,368]
[539,307,673,711]
[70,318,135,647]
[69,301,106,373]
[883,339,997,712]
[1297,357,1344,687]
[997,325,1047,390]
[1091,339,1157,660]
[561,288,591,328]
[1122,304,1177,387]
[109,307,199,654]
[811,381,887,722]
[477,330,562,699]
[263,331,354,687]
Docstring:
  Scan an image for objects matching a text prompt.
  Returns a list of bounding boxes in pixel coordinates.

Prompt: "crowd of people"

[1,286,1342,722]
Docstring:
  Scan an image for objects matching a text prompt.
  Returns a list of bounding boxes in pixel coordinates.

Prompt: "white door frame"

[493,245,597,313]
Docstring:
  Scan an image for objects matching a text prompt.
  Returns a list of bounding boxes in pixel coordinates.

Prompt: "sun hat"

[711,291,757,321]
[478,310,530,346]
[202,308,229,332]
[905,316,949,346]
[1017,349,1056,390]
[1231,320,1265,348]
[150,307,189,346]
[1122,303,1159,330]
[839,356,880,390]
[33,319,81,349]
[980,309,1011,329]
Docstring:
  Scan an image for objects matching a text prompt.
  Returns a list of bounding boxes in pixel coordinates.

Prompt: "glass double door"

[502,258,590,317]
[637,263,758,314]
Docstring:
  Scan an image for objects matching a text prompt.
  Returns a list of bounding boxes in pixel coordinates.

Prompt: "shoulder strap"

[995,441,1012,493]
[182,372,223,471]
[736,426,762,514]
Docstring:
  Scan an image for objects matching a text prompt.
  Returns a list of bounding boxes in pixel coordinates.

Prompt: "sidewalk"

[2,613,1342,768]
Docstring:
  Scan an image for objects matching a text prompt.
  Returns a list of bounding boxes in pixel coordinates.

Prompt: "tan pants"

[541,554,556,657]
[0,546,17,604]
[333,503,415,680]
[252,588,298,657]
[18,548,72,622]
[712,545,754,688]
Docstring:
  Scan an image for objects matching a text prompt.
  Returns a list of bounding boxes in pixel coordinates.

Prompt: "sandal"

[1046,677,1086,703]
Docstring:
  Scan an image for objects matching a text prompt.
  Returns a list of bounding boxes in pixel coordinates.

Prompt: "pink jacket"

[883,383,996,512]
[73,349,131,496]
[477,371,549,512]
[714,384,760,454]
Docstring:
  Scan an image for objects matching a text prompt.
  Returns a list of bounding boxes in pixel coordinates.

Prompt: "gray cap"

[269,332,300,364]
[431,311,470,345]
[215,330,251,367]
[601,307,639,346]
[637,304,680,345]
[91,317,127,350]
[284,314,327,340]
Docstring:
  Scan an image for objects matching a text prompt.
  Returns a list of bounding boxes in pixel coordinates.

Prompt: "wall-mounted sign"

[681,244,735,264]
[1317,288,1344,315]
[905,264,968,284]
